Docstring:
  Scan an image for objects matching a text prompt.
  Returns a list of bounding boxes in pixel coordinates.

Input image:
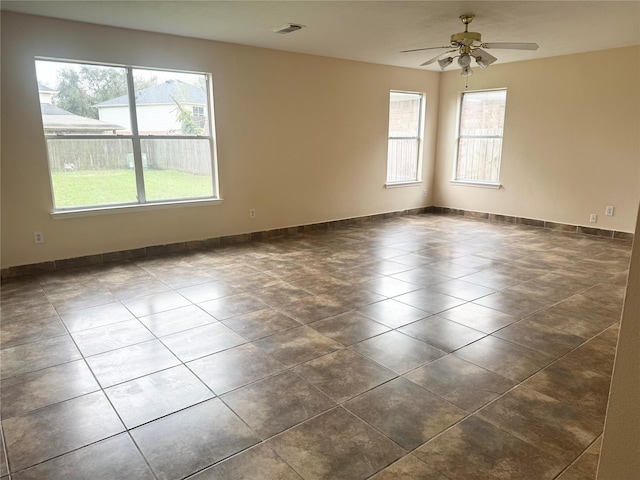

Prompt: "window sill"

[51,198,224,218]
[450,180,502,189]
[384,181,423,189]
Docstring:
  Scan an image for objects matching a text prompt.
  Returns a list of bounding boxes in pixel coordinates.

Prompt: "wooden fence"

[387,138,419,182]
[46,138,212,175]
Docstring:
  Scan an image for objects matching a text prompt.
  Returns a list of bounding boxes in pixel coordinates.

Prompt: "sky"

[35,59,207,90]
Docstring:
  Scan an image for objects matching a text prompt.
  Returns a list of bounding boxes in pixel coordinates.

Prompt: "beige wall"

[597,202,640,479]
[433,47,640,232]
[0,12,439,268]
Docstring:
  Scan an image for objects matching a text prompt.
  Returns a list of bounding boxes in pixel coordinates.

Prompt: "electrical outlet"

[589,214,597,224]
[605,206,615,216]
[33,231,44,244]
[249,208,256,219]
[422,189,427,197]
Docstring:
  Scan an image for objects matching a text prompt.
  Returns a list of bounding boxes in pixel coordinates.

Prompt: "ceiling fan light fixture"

[457,53,471,67]
[438,57,453,70]
[474,49,498,69]
[460,66,473,77]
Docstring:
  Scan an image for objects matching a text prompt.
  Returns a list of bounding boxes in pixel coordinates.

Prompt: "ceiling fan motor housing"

[451,31,481,46]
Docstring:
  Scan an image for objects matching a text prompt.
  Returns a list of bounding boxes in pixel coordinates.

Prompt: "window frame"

[385,90,425,187]
[192,105,205,117]
[452,88,507,187]
[36,58,221,215]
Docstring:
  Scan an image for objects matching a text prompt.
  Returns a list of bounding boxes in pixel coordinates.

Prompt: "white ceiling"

[3,1,639,71]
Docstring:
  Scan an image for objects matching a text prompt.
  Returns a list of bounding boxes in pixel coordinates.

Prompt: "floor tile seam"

[555,433,602,479]
[229,345,404,407]
[0,296,51,310]
[0,422,9,479]
[396,313,491,343]
[176,443,264,480]
[310,408,412,477]
[0,379,104,421]
[0,294,113,388]
[214,378,337,444]
[220,317,306,342]
[472,406,602,468]
[558,434,603,478]
[0,354,94,384]
[447,333,610,420]
[0,327,71,352]
[114,395,218,433]
[346,326,448,358]
[397,385,588,479]
[339,374,468,431]
[183,341,357,398]
[383,406,537,476]
[124,429,161,480]
[187,346,313,396]
[20,310,142,449]
[525,331,617,380]
[513,300,620,351]
[147,328,255,369]
[361,457,457,480]
[4,431,134,478]
[264,405,409,476]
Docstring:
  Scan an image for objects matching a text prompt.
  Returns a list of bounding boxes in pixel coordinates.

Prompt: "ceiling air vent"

[272,23,305,34]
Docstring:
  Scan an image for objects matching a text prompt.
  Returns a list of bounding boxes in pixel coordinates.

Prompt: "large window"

[386,91,424,184]
[35,59,218,211]
[455,89,507,184]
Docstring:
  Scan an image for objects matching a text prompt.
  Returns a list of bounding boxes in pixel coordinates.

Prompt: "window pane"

[387,139,419,183]
[133,69,209,136]
[386,91,423,183]
[388,92,421,137]
[459,90,506,137]
[140,139,214,201]
[456,90,507,183]
[457,137,503,183]
[35,60,130,136]
[46,138,137,208]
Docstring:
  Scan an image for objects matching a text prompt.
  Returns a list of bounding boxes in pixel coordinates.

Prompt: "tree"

[55,68,95,118]
[171,96,203,135]
[55,66,127,119]
[55,66,156,119]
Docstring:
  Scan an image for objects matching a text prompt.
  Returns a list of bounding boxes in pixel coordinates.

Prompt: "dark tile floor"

[0,214,631,480]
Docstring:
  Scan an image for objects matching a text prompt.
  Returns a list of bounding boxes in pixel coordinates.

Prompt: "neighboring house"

[95,79,207,134]
[40,102,125,135]
[38,83,57,104]
[39,84,125,135]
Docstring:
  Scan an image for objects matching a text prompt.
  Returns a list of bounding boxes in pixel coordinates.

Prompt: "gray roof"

[96,79,206,107]
[40,103,125,132]
[38,84,57,92]
[41,103,73,115]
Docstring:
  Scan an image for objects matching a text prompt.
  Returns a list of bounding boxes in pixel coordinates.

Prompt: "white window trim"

[51,198,224,218]
[384,181,423,188]
[36,58,220,214]
[449,180,502,189]
[386,90,425,185]
[452,88,507,184]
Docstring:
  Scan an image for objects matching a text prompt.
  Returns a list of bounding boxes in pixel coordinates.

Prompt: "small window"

[386,91,424,184]
[455,89,507,184]
[35,59,218,211]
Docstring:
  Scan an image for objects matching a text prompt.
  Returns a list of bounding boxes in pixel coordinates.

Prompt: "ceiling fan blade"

[420,50,456,66]
[482,42,539,51]
[400,46,452,53]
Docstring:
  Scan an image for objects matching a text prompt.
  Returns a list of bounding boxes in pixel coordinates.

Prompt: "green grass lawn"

[51,169,213,208]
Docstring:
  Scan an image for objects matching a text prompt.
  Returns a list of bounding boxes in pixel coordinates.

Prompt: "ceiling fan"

[402,15,539,76]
